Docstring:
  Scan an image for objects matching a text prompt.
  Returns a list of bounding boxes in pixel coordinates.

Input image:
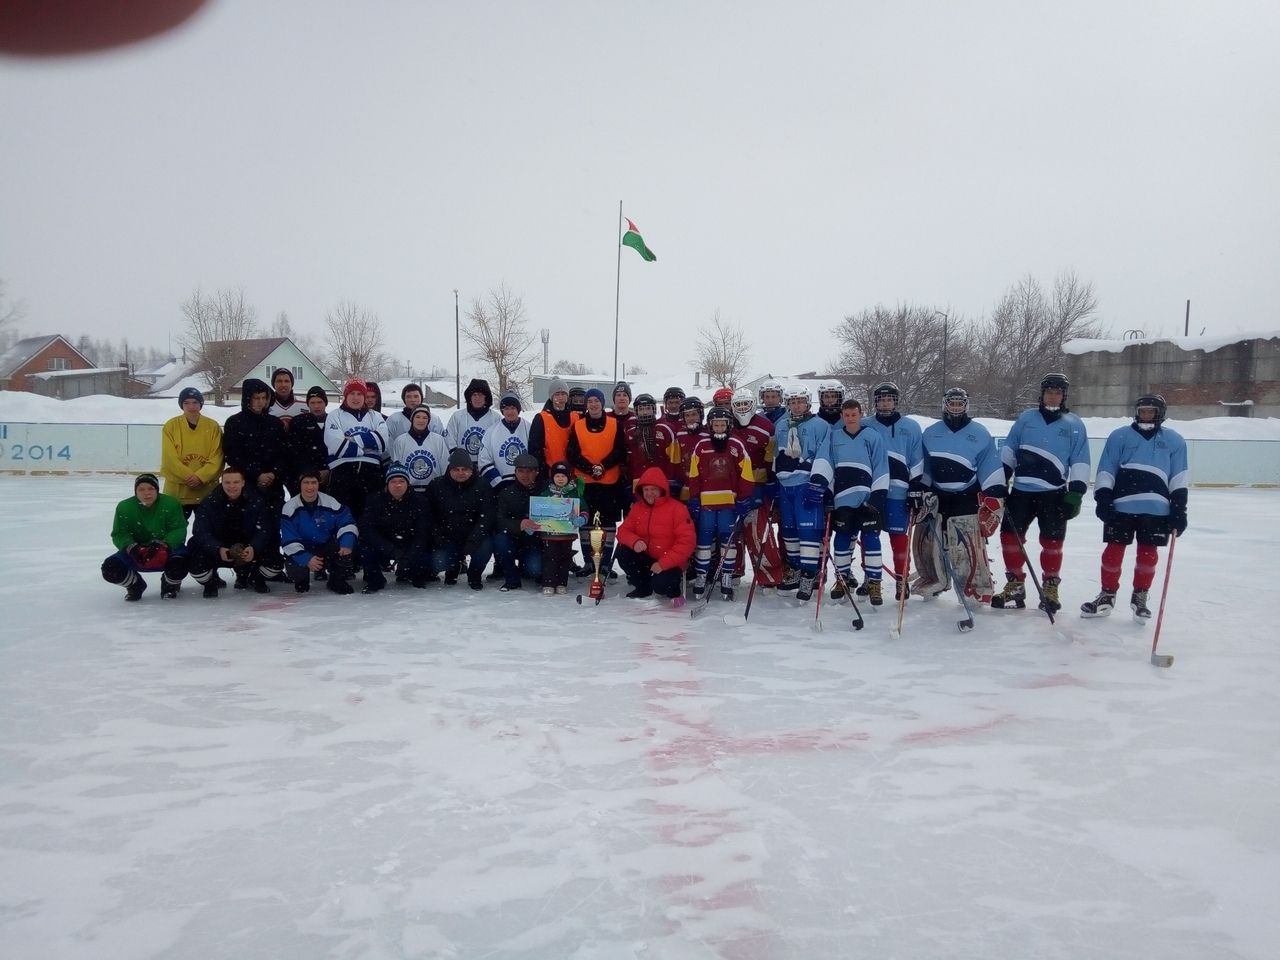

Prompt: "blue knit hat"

[585,387,606,406]
[385,462,411,484]
[178,387,204,408]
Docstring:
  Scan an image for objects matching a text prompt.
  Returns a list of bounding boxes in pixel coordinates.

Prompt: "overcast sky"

[2,0,1277,381]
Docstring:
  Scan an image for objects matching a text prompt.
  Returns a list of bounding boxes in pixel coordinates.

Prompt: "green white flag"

[621,217,656,262]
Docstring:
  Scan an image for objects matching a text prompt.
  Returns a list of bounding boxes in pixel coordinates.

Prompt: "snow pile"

[1064,329,1280,355]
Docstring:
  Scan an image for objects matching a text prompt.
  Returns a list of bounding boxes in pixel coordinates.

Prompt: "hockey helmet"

[712,387,734,406]
[943,386,969,419]
[707,405,733,438]
[1134,393,1167,429]
[758,378,784,405]
[634,393,657,419]
[817,379,845,405]
[731,388,756,425]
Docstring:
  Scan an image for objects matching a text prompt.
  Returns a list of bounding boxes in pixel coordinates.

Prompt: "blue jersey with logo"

[1002,407,1091,494]
[812,424,889,512]
[1095,423,1188,517]
[865,412,924,501]
[921,418,1004,498]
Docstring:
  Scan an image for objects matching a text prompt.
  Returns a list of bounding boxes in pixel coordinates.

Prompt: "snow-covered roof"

[29,367,137,380]
[0,334,91,377]
[1064,329,1280,355]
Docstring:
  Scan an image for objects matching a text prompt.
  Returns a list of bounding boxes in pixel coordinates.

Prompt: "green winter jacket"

[110,494,188,551]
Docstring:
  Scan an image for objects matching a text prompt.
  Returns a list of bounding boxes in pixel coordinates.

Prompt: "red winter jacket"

[616,466,696,571]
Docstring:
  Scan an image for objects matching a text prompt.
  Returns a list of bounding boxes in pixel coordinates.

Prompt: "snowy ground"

[2,477,1278,960]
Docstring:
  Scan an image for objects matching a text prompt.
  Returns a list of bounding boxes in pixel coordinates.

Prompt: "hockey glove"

[803,479,827,510]
[687,500,701,523]
[977,495,1004,539]
[735,500,753,522]
[129,542,170,572]
[1170,504,1187,536]
[907,490,926,519]
[1062,490,1083,520]
[1094,491,1116,523]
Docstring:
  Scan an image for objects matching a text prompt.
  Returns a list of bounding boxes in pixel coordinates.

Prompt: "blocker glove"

[977,495,1004,538]
[859,504,882,532]
[1094,490,1116,523]
[1062,490,1083,520]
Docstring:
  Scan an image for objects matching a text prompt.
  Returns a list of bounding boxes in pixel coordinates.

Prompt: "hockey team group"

[101,367,1189,629]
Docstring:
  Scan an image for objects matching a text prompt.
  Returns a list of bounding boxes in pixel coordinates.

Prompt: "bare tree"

[180,287,258,405]
[463,283,538,398]
[269,311,293,338]
[622,363,648,376]
[832,303,969,414]
[694,311,752,388]
[551,358,594,376]
[323,300,389,381]
[0,279,25,353]
[966,271,1104,417]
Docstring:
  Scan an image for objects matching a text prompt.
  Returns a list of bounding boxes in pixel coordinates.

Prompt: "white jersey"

[390,430,452,490]
[478,418,532,487]
[445,407,502,461]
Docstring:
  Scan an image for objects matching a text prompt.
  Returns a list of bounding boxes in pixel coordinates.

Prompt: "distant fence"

[1,421,1278,486]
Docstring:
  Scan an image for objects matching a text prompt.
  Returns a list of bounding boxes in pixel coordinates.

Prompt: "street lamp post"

[453,289,461,409]
[935,310,949,392]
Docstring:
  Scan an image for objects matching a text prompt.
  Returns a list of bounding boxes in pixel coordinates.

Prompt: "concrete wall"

[1065,337,1280,418]
[3,420,1279,486]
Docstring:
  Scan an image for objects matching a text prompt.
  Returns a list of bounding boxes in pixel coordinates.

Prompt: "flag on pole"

[621,218,657,262]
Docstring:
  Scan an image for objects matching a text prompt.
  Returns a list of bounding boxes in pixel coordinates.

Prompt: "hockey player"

[160,386,223,517]
[730,387,779,584]
[624,393,678,496]
[686,406,756,600]
[610,381,635,432]
[426,448,496,590]
[864,381,924,600]
[912,388,1005,604]
[1081,394,1188,620]
[100,473,190,601]
[387,383,447,445]
[815,380,845,426]
[810,398,890,603]
[671,395,705,505]
[281,470,358,594]
[223,377,287,577]
[358,463,432,592]
[324,378,389,519]
[993,372,1091,613]
[567,388,629,580]
[187,466,272,597]
[662,386,686,431]
[286,386,330,493]
[391,406,451,492]
[775,385,831,599]
[445,378,501,462]
[757,378,786,427]
[478,392,531,489]
[567,385,587,417]
[269,367,307,420]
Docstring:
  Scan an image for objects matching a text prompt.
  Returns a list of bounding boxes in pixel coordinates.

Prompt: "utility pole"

[541,328,550,374]
[453,289,461,408]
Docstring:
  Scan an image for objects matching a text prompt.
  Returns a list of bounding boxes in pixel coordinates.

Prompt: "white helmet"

[817,379,845,404]
[758,378,784,405]
[731,388,756,425]
[784,383,811,405]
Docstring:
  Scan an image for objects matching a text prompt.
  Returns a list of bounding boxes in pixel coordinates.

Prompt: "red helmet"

[712,387,734,406]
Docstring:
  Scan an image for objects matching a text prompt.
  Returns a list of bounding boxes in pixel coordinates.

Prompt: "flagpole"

[613,200,622,386]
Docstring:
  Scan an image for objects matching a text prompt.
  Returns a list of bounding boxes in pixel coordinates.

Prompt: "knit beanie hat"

[178,387,204,408]
[499,391,522,412]
[613,381,632,400]
[306,385,328,402]
[548,377,569,397]
[385,462,411,484]
[343,378,368,400]
[448,448,474,470]
[584,387,606,406]
[135,473,160,492]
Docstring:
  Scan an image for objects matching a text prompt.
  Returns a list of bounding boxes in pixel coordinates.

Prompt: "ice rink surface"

[2,477,1278,959]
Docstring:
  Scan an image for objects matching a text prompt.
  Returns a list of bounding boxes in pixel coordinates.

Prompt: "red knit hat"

[343,378,368,400]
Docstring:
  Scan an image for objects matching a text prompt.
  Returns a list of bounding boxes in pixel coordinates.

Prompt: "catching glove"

[977,495,1004,539]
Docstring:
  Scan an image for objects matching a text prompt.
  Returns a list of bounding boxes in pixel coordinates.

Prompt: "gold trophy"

[576,512,606,605]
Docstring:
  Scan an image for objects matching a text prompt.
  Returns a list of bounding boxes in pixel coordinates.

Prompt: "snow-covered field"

[2,476,1278,960]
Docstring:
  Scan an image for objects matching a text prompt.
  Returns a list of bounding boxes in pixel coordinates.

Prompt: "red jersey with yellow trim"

[687,435,755,509]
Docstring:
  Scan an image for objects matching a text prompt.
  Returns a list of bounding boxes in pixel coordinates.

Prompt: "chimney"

[694,371,700,386]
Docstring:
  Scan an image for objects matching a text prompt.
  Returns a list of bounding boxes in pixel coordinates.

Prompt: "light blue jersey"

[865,412,924,501]
[1095,423,1188,517]
[812,424,889,512]
[1002,407,1090,494]
[773,414,830,486]
[922,418,1004,499]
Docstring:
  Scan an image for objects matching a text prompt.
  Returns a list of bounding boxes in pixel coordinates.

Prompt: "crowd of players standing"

[101,366,1189,623]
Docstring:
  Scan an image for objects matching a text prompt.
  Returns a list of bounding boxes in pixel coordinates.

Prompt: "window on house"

[293,366,303,380]
[48,357,70,371]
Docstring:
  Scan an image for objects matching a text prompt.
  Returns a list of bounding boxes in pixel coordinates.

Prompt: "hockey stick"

[889,509,915,639]
[999,513,1056,625]
[927,513,975,633]
[724,514,776,626]
[823,542,865,631]
[811,510,835,631]
[691,515,744,619]
[1150,531,1177,667]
